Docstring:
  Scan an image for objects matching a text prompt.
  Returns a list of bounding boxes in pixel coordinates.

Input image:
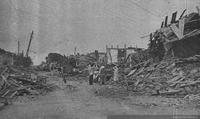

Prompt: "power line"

[25,0,71,22]
[120,3,142,15]
[191,0,200,5]
[10,0,54,24]
[106,4,157,28]
[105,7,157,39]
[128,0,164,20]
[120,3,163,20]
[16,8,48,21]
[9,0,70,36]
[1,0,71,53]
[106,7,139,23]
[106,9,147,30]
[106,12,151,37]
[0,29,19,39]
[25,0,62,13]
[10,0,69,29]
[106,1,163,33]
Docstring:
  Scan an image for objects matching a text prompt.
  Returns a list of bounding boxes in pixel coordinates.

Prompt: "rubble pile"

[92,55,200,107]
[0,66,54,101]
[125,55,200,99]
[77,55,96,67]
[148,11,200,62]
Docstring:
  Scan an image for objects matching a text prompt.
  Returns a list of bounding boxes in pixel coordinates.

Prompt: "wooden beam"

[2,90,9,97]
[10,91,18,98]
[179,9,186,19]
[179,18,185,36]
[161,21,164,28]
[171,11,177,23]
[141,34,150,39]
[185,18,200,23]
[170,18,185,39]
[1,75,10,85]
[165,16,168,27]
[197,6,200,16]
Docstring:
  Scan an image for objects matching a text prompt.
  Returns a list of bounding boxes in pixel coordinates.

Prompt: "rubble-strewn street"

[1,0,200,118]
[0,73,200,119]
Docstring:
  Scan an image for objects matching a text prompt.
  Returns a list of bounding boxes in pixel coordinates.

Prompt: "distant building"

[106,46,139,64]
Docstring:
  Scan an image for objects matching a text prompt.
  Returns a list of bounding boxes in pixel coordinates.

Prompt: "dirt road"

[0,74,199,119]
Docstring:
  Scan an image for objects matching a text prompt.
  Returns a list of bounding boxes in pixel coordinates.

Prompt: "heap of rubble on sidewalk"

[95,7,200,106]
[126,55,200,96]
[0,65,55,104]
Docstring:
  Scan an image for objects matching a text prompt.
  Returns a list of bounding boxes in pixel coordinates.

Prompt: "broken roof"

[153,8,200,43]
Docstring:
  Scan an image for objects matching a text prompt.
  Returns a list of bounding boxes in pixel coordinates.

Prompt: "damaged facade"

[106,45,136,64]
[149,7,200,62]
[106,45,148,67]
[126,48,149,67]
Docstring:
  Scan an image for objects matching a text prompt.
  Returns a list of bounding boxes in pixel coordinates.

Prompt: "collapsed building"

[125,48,149,67]
[106,45,148,67]
[149,7,200,63]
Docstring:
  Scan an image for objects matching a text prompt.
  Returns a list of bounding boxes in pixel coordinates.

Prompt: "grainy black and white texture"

[0,0,198,64]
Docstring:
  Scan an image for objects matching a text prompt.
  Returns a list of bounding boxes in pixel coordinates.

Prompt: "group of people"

[50,65,63,76]
[49,61,118,86]
[87,63,106,85]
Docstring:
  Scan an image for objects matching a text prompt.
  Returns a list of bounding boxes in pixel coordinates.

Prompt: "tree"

[45,53,77,67]
[14,53,33,67]
[46,53,64,64]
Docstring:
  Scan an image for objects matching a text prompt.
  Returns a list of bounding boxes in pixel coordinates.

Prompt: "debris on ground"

[91,9,200,108]
[95,85,129,99]
[0,66,55,104]
[124,56,200,96]
[88,54,200,108]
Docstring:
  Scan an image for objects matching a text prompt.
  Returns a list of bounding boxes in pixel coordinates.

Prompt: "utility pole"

[25,31,34,57]
[18,41,20,55]
[74,47,76,55]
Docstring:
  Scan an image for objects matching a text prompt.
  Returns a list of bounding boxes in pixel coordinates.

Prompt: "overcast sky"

[0,0,199,65]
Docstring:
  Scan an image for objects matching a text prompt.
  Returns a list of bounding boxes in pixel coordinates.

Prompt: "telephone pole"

[74,47,76,55]
[18,41,20,55]
[25,31,34,57]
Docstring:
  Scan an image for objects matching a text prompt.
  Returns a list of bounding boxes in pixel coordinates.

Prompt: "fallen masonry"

[0,66,56,105]
[93,7,200,108]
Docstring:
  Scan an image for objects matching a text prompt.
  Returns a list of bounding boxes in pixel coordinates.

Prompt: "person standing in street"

[63,75,67,83]
[88,63,95,85]
[50,63,54,75]
[99,66,106,85]
[113,65,119,82]
[58,66,62,77]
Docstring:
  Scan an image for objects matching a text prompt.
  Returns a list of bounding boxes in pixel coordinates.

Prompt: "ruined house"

[89,50,106,62]
[125,48,149,67]
[106,46,137,64]
[149,7,200,62]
